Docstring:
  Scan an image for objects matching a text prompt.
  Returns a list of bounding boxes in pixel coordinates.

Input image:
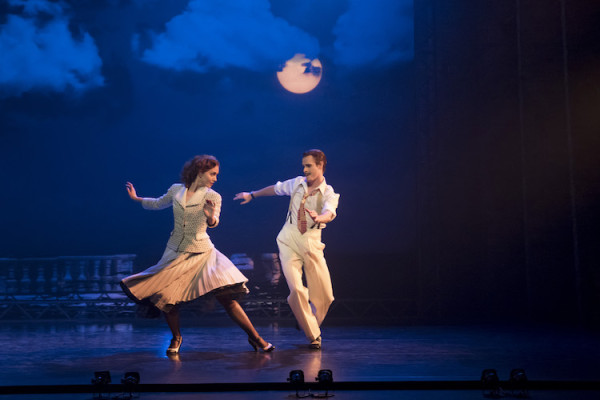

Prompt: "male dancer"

[234,149,339,349]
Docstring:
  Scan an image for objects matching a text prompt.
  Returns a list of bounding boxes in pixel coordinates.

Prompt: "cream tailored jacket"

[141,184,221,253]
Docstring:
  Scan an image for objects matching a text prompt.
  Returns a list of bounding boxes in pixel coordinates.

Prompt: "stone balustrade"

[0,255,136,298]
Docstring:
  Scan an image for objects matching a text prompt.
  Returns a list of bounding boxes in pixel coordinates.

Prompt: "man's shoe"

[309,336,322,350]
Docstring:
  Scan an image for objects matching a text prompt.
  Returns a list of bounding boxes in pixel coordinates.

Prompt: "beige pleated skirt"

[121,246,249,313]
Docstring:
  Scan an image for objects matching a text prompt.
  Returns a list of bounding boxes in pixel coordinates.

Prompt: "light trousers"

[277,223,334,341]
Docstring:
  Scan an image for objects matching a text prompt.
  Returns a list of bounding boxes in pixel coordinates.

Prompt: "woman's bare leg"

[217,296,268,348]
[164,305,183,353]
[164,305,181,338]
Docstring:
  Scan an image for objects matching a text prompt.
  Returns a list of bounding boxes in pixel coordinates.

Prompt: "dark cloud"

[333,0,414,67]
[139,0,320,73]
[0,0,104,98]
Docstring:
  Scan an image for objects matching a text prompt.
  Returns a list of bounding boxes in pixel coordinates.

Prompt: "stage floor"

[1,321,599,399]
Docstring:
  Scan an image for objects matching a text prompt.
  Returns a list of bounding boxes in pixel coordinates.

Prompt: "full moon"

[276,54,322,94]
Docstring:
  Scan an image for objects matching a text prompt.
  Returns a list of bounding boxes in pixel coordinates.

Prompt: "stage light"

[121,371,140,398]
[288,370,305,386]
[316,369,333,385]
[313,369,334,398]
[91,370,111,386]
[122,371,140,386]
[91,371,111,400]
[287,370,310,398]
[481,369,502,398]
[509,368,528,397]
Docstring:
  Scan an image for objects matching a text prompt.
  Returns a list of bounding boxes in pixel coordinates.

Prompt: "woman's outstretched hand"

[233,192,252,204]
[126,182,142,202]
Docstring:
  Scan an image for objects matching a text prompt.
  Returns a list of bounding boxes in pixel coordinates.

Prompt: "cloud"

[333,0,414,67]
[10,0,65,15]
[140,0,319,73]
[0,0,104,98]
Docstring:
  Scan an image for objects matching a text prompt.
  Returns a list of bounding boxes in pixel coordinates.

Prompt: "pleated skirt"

[121,246,249,313]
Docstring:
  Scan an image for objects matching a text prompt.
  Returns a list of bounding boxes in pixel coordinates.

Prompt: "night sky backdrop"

[0,0,415,268]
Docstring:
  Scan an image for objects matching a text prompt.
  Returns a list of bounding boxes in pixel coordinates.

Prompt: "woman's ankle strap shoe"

[248,337,275,353]
[167,336,183,354]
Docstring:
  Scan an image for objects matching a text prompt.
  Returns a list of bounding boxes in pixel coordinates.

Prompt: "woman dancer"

[121,155,274,355]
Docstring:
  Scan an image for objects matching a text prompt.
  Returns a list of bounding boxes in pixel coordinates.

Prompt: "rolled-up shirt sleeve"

[274,177,304,196]
[322,186,340,219]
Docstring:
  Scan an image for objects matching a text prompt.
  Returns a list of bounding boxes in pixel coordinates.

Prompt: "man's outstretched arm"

[233,185,276,204]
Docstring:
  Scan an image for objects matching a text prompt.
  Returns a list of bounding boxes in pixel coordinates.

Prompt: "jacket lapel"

[186,187,207,208]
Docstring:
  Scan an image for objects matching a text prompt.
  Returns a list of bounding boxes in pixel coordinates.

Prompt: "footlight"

[92,370,111,385]
[314,369,334,398]
[287,370,309,398]
[481,369,502,398]
[509,368,528,398]
[122,371,140,386]
[91,371,111,399]
[288,370,305,386]
[121,371,140,398]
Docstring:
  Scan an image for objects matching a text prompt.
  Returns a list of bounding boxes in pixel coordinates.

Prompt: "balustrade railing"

[0,255,136,299]
[0,253,415,323]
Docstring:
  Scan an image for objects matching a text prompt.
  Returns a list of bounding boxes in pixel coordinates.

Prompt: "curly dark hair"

[180,155,220,188]
[302,149,327,172]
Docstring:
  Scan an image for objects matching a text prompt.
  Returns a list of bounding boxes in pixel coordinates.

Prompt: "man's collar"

[302,176,327,193]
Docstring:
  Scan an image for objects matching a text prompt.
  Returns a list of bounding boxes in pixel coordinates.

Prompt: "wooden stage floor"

[1,320,599,399]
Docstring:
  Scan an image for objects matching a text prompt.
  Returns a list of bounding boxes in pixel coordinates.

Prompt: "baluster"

[0,259,12,296]
[6,262,17,295]
[114,257,130,291]
[103,259,113,292]
[0,262,5,296]
[21,264,31,294]
[78,260,87,293]
[36,265,46,294]
[63,260,73,295]
[91,259,101,293]
[113,258,123,292]
[124,256,134,275]
[50,261,59,295]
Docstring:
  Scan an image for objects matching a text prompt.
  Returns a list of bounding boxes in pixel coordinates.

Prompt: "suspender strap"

[287,184,303,224]
[286,183,323,229]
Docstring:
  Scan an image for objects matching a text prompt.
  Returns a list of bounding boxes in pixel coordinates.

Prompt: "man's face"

[302,155,323,184]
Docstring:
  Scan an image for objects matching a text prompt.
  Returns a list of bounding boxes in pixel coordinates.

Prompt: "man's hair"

[180,155,219,188]
[303,149,327,172]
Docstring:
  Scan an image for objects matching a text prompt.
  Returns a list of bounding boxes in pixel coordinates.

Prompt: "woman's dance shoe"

[248,336,275,353]
[166,336,183,354]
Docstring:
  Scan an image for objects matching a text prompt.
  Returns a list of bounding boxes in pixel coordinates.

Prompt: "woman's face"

[197,165,219,188]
